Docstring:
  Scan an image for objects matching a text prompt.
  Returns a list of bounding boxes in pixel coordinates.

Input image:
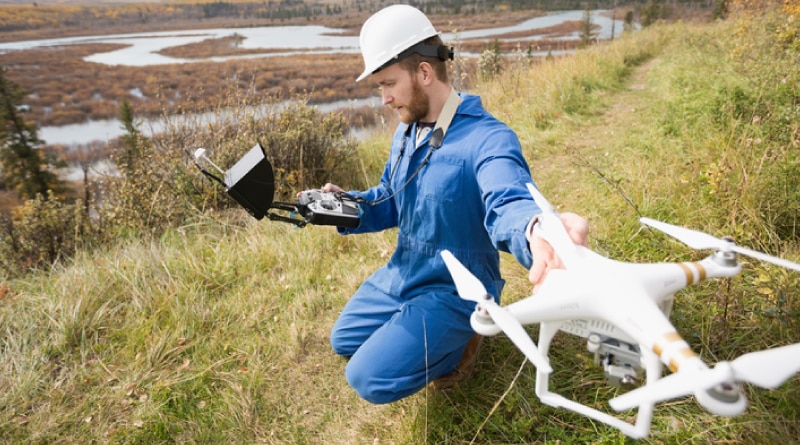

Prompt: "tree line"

[0,0,723,37]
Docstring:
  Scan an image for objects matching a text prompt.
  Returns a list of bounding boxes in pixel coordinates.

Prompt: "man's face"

[373,63,430,124]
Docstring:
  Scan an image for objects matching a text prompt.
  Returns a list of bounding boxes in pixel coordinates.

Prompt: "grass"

[3,9,800,445]
[2,216,400,443]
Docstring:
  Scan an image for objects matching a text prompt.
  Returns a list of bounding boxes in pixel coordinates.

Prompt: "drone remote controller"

[193,145,361,228]
[296,189,361,228]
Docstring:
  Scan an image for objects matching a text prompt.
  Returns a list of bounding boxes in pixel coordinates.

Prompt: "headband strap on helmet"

[374,42,454,74]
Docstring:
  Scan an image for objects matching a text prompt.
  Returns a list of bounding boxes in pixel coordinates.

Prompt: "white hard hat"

[356,4,441,82]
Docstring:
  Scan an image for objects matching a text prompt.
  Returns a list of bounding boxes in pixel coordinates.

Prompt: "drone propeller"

[640,217,800,272]
[610,342,800,411]
[440,250,552,373]
[526,183,556,213]
[526,183,580,269]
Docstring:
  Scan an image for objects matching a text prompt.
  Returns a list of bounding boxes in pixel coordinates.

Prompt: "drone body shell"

[439,183,800,438]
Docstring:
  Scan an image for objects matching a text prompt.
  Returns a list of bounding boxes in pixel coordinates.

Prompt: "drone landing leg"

[534,321,657,439]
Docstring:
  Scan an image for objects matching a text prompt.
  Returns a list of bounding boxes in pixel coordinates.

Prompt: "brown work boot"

[431,334,483,390]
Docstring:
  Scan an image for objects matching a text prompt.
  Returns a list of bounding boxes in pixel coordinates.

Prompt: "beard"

[398,77,430,124]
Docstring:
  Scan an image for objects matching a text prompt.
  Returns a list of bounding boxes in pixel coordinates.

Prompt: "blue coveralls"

[331,93,542,404]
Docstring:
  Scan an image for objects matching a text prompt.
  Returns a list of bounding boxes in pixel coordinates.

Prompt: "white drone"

[441,183,800,439]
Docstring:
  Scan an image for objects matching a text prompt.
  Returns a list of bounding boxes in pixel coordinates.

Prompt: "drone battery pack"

[224,143,275,220]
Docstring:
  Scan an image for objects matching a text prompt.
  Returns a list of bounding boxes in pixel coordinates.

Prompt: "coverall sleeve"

[476,128,542,269]
[337,160,399,235]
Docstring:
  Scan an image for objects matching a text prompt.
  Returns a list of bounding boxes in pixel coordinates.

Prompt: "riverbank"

[1,7,630,132]
[0,5,545,42]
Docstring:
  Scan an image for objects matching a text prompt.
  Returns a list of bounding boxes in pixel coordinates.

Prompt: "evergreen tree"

[624,10,635,33]
[580,4,598,47]
[117,98,142,177]
[0,65,63,201]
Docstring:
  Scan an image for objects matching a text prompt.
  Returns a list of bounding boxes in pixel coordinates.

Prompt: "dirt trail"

[533,56,661,225]
[568,58,657,154]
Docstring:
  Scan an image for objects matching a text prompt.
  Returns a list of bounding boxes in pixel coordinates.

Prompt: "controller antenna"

[193,148,226,176]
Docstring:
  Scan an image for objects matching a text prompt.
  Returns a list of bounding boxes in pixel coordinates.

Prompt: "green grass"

[3,10,800,445]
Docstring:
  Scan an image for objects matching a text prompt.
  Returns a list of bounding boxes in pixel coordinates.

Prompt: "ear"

[417,62,435,85]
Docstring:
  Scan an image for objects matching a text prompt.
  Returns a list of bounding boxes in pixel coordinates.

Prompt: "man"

[323,4,589,404]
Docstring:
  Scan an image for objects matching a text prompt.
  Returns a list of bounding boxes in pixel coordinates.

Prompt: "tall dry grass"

[2,8,800,445]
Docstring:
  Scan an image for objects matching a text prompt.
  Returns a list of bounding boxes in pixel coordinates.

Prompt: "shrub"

[0,192,92,277]
[478,40,503,82]
[0,86,369,276]
[96,89,362,239]
[257,101,361,196]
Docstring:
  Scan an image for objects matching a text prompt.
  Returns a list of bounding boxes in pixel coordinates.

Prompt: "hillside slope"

[2,11,799,445]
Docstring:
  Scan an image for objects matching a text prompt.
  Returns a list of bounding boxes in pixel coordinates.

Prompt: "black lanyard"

[361,89,458,206]
[366,123,441,206]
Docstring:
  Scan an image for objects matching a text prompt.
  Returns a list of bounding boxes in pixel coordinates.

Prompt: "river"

[1,10,625,146]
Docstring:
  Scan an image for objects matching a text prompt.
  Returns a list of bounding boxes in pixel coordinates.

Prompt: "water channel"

[2,10,625,147]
